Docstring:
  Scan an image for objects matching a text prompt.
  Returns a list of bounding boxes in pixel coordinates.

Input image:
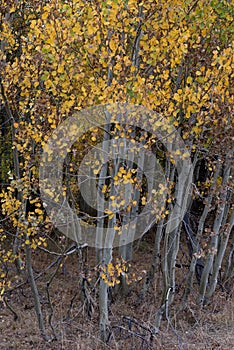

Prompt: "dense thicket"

[0,0,233,345]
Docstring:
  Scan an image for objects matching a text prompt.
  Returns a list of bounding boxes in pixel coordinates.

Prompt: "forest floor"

[0,234,233,350]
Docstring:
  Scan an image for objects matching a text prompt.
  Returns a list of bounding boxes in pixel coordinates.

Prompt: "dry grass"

[0,244,233,350]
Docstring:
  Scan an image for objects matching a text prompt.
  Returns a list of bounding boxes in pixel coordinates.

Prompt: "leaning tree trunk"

[197,155,232,305]
[154,138,193,331]
[183,159,222,305]
[223,231,234,291]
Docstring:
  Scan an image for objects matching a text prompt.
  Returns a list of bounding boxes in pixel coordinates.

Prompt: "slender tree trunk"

[205,210,234,299]
[184,160,222,305]
[197,158,231,305]
[155,137,193,330]
[223,232,234,290]
[25,237,50,341]
[95,111,114,342]
[141,219,164,299]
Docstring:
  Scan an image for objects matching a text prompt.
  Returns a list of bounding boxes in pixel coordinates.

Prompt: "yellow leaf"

[42,11,49,20]
[102,184,107,193]
[87,24,96,35]
[31,242,37,249]
[104,209,114,219]
[109,38,117,52]
[186,76,193,84]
